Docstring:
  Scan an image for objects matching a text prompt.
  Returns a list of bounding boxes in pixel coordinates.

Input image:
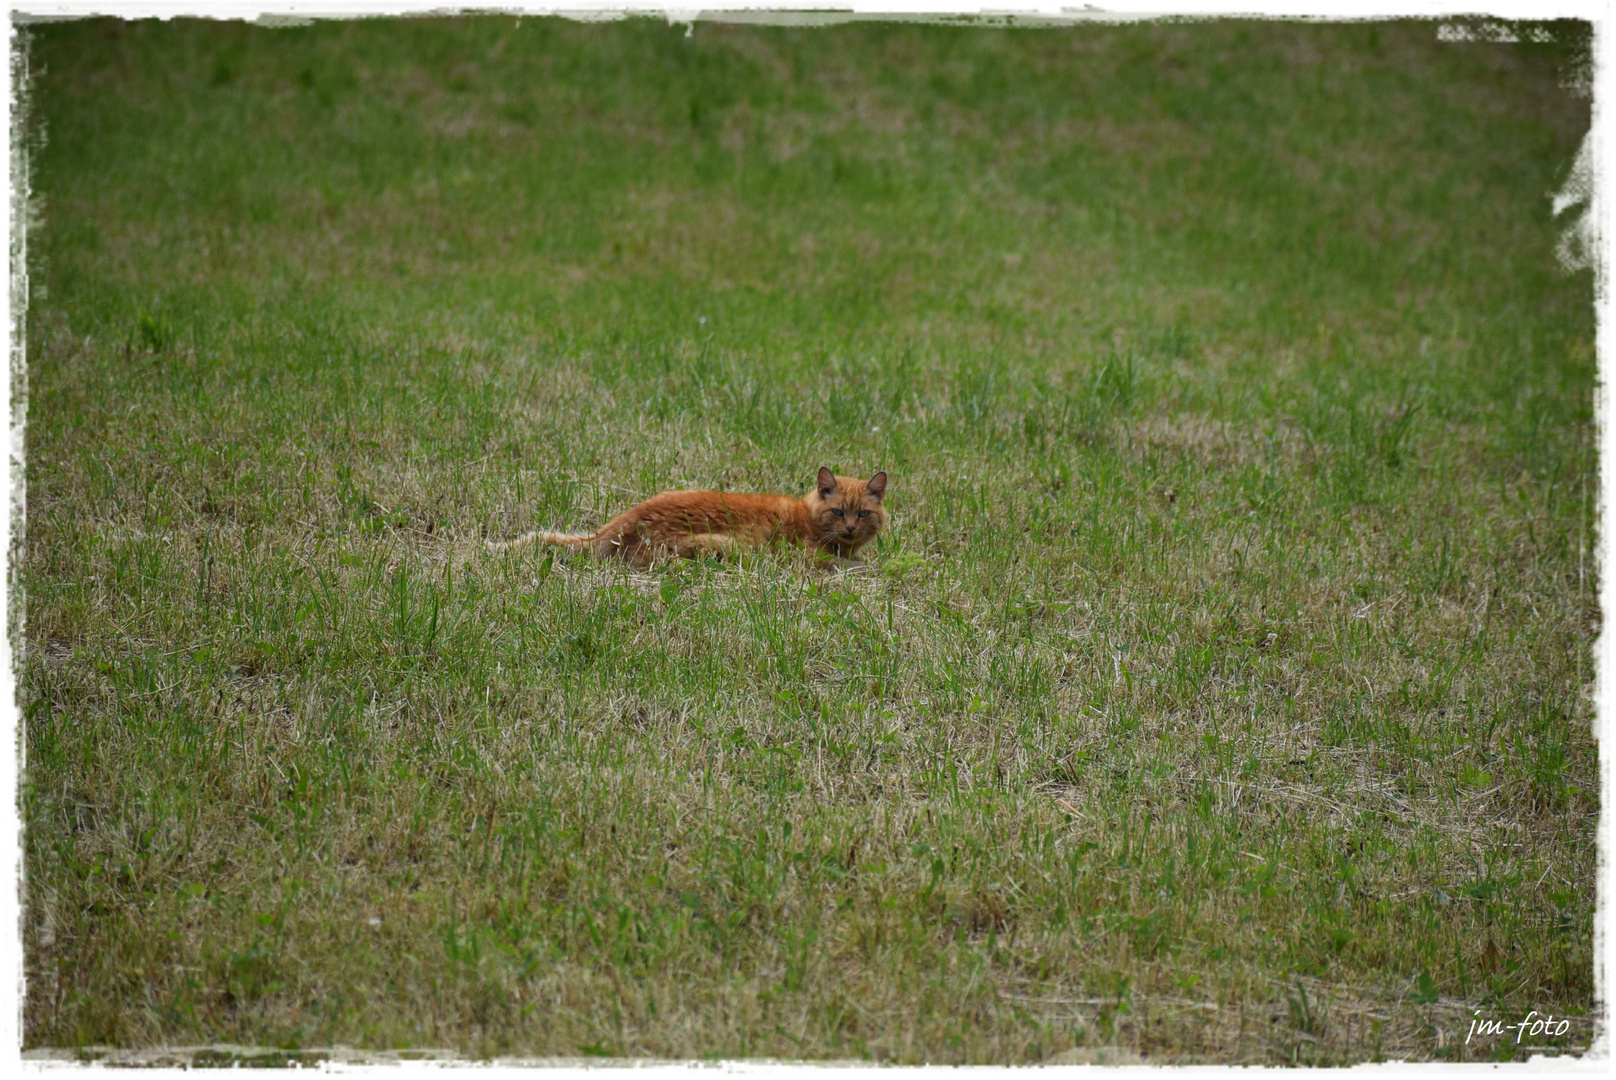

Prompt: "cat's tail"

[486,531,596,554]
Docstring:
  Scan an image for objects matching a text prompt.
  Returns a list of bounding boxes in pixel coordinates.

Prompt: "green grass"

[19,15,1596,1064]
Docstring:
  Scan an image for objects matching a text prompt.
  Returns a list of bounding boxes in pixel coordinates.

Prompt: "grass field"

[18,15,1598,1064]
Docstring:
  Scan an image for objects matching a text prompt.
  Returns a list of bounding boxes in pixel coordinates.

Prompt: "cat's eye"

[857,509,870,518]
[831,508,845,517]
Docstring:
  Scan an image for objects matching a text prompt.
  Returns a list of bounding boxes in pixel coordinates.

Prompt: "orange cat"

[488,467,888,568]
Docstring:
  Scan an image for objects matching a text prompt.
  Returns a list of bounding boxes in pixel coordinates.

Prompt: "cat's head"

[807,467,888,552]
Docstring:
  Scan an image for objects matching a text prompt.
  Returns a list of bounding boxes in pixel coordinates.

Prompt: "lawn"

[18,15,1597,1064]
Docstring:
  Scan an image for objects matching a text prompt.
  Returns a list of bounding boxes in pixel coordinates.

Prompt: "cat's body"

[489,467,888,568]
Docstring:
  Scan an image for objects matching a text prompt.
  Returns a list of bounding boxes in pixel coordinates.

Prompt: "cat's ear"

[866,472,887,499]
[817,467,837,498]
